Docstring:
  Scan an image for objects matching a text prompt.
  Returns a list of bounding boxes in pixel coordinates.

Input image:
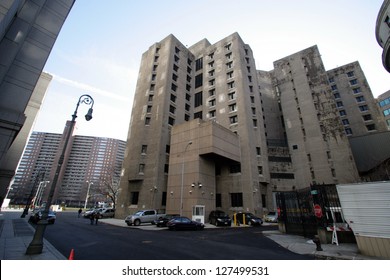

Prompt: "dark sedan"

[28,210,56,224]
[235,212,263,226]
[153,214,179,227]
[166,216,204,231]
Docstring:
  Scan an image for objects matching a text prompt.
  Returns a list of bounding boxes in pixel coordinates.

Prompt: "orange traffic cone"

[68,248,74,260]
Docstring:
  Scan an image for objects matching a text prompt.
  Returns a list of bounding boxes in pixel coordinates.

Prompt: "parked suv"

[209,210,232,226]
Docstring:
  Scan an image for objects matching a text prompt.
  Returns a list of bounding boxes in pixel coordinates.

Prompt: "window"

[168,117,175,126]
[145,117,151,125]
[166,145,170,154]
[328,77,335,83]
[339,110,346,116]
[147,105,152,113]
[209,79,215,86]
[209,89,215,96]
[150,84,155,91]
[141,145,147,154]
[366,124,376,131]
[170,95,177,103]
[331,85,338,91]
[194,111,202,119]
[139,164,145,174]
[130,192,139,205]
[248,76,252,82]
[359,105,369,112]
[345,128,353,135]
[173,64,179,72]
[185,114,190,121]
[216,193,222,208]
[225,43,231,51]
[353,87,361,94]
[226,52,232,60]
[229,115,238,124]
[230,193,243,207]
[346,71,354,77]
[362,114,372,121]
[256,147,261,156]
[342,119,349,125]
[251,107,256,114]
[250,118,257,127]
[185,103,190,111]
[356,96,365,103]
[161,192,167,206]
[169,105,176,114]
[195,58,203,71]
[195,74,203,88]
[257,166,263,175]
[186,93,191,101]
[153,65,158,71]
[336,101,343,108]
[349,79,358,85]
[229,103,237,112]
[228,92,236,100]
[174,55,179,62]
[226,61,233,69]
[172,73,178,81]
[209,70,215,77]
[229,164,241,173]
[208,52,214,59]
[175,46,180,54]
[171,83,177,92]
[151,74,156,81]
[379,97,390,107]
[227,81,235,89]
[209,99,216,107]
[195,92,203,107]
[227,71,234,79]
[384,109,390,116]
[334,92,340,99]
[208,61,214,68]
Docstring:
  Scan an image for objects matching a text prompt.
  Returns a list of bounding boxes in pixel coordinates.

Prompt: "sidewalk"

[0,209,381,260]
[0,209,66,260]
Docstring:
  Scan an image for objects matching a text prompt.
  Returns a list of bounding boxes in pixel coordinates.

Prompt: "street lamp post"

[26,94,94,255]
[180,141,192,216]
[84,181,93,209]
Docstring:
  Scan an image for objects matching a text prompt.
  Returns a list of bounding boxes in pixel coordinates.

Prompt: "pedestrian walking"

[95,211,100,225]
[78,208,82,218]
[89,212,95,225]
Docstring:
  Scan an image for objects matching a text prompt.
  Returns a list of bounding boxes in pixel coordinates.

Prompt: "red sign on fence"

[313,204,322,218]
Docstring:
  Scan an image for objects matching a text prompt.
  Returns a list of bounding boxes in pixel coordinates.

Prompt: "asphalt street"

[41,211,313,260]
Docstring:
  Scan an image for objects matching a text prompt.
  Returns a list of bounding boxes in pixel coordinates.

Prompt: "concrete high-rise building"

[378,90,390,129]
[9,130,126,207]
[0,0,75,205]
[117,34,361,221]
[327,62,388,136]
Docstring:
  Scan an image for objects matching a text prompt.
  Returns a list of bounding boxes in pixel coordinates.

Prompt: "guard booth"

[192,205,205,223]
[276,184,355,244]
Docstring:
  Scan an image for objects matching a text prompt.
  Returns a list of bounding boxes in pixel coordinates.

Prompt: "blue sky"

[33,0,390,141]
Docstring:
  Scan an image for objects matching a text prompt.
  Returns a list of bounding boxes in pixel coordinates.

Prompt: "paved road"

[38,212,313,260]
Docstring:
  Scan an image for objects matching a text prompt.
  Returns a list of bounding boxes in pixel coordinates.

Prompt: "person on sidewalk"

[78,208,82,218]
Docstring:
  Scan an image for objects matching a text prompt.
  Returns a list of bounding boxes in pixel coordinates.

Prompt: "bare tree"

[95,167,121,211]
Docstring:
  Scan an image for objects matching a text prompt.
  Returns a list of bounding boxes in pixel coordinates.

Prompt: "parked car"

[96,208,115,218]
[125,209,166,226]
[166,216,204,231]
[264,211,278,223]
[28,209,56,224]
[209,210,232,226]
[83,208,98,219]
[153,214,180,227]
[235,212,263,226]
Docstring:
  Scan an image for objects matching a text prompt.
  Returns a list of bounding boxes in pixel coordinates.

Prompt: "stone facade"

[117,34,365,221]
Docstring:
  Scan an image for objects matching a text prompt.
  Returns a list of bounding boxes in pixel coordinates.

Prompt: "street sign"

[313,204,322,218]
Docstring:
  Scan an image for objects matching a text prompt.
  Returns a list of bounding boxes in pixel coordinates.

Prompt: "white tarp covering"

[336,181,390,239]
